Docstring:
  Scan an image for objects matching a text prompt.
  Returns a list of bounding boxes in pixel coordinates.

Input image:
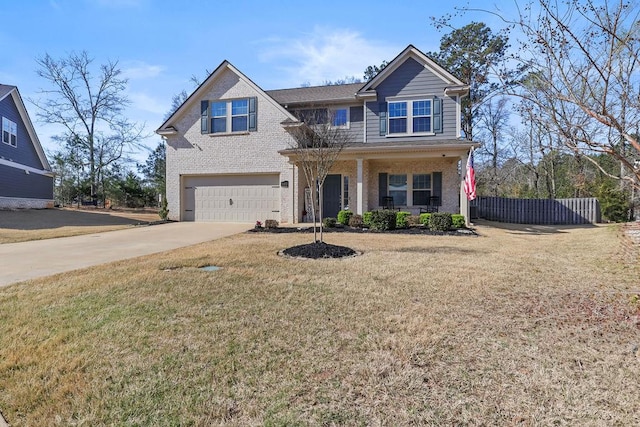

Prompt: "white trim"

[455,95,462,138]
[362,101,367,143]
[0,158,54,176]
[356,158,363,215]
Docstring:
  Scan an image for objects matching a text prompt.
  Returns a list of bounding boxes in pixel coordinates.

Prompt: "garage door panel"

[183,174,280,222]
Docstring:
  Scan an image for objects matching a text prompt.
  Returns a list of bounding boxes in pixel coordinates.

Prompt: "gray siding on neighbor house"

[0,95,46,170]
[365,57,459,143]
[348,105,364,143]
[0,164,53,199]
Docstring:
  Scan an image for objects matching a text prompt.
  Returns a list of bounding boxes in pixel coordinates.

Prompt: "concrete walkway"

[0,222,250,288]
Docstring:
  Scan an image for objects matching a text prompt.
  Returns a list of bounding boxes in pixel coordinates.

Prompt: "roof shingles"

[266,82,363,106]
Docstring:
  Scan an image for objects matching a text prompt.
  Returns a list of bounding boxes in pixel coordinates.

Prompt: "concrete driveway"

[0,222,250,287]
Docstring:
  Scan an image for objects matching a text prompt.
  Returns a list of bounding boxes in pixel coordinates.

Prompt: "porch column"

[460,153,471,226]
[356,158,364,215]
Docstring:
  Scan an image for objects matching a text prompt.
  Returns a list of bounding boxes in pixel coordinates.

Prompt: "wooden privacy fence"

[473,196,601,224]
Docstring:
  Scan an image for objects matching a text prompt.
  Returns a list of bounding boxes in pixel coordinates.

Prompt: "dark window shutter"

[378,173,388,205]
[433,98,443,134]
[433,172,442,205]
[379,102,387,136]
[201,100,209,134]
[248,97,257,131]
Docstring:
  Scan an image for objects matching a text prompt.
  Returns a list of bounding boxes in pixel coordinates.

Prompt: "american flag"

[464,148,476,201]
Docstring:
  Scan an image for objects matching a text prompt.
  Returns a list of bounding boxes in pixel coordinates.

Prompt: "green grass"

[0,223,638,425]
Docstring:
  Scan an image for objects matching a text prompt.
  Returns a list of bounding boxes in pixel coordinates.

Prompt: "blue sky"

[1,0,515,162]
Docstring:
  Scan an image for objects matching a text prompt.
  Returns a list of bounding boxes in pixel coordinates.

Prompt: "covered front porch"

[283,142,477,224]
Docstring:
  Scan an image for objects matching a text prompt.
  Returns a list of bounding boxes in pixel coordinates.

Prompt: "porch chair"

[381,196,398,211]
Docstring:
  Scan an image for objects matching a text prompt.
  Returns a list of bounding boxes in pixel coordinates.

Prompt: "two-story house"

[157,45,478,223]
[0,84,54,209]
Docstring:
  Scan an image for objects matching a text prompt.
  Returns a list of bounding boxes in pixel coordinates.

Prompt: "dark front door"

[322,174,341,219]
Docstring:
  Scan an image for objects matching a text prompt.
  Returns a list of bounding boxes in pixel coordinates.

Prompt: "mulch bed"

[280,241,358,259]
[251,225,477,259]
[249,225,477,237]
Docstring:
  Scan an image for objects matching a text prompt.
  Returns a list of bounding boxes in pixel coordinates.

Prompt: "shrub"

[265,219,279,229]
[429,212,453,231]
[597,184,630,222]
[348,214,363,228]
[419,213,431,226]
[363,211,373,227]
[323,217,337,228]
[451,214,466,229]
[337,210,353,226]
[396,211,411,229]
[158,196,169,220]
[369,209,397,231]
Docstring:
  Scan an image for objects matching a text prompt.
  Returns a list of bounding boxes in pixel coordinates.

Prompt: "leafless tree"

[479,0,640,190]
[284,109,352,242]
[31,51,145,200]
[476,96,511,195]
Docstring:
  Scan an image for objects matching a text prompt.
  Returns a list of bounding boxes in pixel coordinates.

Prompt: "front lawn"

[0,208,160,244]
[0,223,638,425]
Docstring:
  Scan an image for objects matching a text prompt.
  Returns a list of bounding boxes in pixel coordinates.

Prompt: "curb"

[0,411,8,427]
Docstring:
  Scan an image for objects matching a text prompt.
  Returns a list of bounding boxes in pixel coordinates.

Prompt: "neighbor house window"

[2,117,17,147]
[202,97,257,134]
[412,174,432,205]
[387,99,432,135]
[388,174,407,206]
[331,108,349,128]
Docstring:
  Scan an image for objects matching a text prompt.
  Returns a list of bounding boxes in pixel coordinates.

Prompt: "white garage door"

[182,174,280,222]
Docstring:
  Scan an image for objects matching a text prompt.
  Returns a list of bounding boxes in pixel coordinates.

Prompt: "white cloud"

[121,61,164,80]
[258,27,400,87]
[128,91,167,115]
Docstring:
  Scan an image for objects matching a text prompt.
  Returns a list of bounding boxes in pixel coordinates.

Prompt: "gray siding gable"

[376,57,447,98]
[365,57,460,143]
[0,93,47,170]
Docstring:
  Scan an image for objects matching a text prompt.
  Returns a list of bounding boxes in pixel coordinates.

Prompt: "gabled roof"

[0,84,15,99]
[266,83,363,106]
[157,61,298,134]
[0,84,52,171]
[358,44,468,97]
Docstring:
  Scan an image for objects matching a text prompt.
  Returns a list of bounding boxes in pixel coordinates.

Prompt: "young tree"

[428,22,510,141]
[32,51,145,200]
[284,109,352,242]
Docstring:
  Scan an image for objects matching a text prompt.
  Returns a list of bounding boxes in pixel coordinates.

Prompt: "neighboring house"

[0,84,54,209]
[157,45,478,223]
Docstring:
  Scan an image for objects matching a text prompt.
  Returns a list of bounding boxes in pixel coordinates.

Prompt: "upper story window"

[380,97,442,136]
[201,97,257,135]
[2,117,17,147]
[389,100,431,135]
[331,108,349,128]
[388,102,407,133]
